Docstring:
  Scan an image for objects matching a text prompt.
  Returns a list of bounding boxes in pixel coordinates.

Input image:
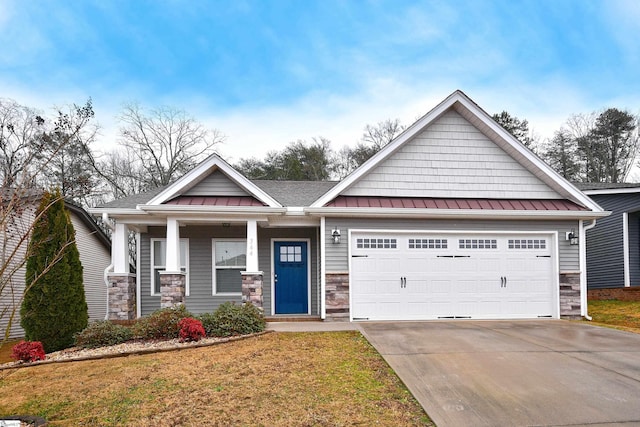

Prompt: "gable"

[183,169,250,197]
[342,109,561,200]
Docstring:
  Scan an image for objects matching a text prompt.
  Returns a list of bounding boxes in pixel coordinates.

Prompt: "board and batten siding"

[183,170,250,197]
[139,225,320,317]
[325,218,580,272]
[343,110,560,200]
[585,193,640,289]
[71,212,110,323]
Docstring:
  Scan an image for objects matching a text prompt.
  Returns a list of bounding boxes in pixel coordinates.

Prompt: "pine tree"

[20,189,88,352]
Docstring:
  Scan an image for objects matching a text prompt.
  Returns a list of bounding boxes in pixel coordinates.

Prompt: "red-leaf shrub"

[178,317,206,342]
[11,340,46,362]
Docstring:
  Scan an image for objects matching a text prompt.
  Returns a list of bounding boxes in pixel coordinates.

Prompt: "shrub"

[21,189,88,352]
[178,318,206,342]
[132,305,192,339]
[203,302,265,337]
[11,341,46,362]
[74,321,134,348]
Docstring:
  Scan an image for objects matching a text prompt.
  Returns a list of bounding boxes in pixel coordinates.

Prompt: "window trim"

[150,238,189,296]
[212,238,246,295]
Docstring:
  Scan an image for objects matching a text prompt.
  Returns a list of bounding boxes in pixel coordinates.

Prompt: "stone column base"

[107,273,136,321]
[241,271,264,311]
[559,272,581,319]
[326,272,349,321]
[160,272,186,309]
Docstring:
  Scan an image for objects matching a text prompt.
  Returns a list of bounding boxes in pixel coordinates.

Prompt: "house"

[91,90,608,322]
[576,183,640,300]
[0,196,111,338]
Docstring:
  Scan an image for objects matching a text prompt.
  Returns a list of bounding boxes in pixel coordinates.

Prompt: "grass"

[588,300,640,333]
[0,332,433,426]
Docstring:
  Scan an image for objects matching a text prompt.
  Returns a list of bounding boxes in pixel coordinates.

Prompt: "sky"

[1,0,639,167]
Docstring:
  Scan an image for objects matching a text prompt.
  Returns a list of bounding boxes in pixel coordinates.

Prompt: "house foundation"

[107,273,136,321]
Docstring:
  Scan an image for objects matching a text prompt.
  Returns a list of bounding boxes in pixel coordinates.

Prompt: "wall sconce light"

[566,229,579,245]
[331,227,341,244]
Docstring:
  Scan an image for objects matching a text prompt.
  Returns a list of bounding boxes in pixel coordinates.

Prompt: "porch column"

[108,222,137,320]
[161,217,186,308]
[242,220,263,310]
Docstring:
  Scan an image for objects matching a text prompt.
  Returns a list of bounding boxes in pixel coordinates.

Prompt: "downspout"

[581,219,597,321]
[102,213,115,320]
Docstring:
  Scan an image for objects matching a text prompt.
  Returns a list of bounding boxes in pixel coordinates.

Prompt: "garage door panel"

[350,232,556,321]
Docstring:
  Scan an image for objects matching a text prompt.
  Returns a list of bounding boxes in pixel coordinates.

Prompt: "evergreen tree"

[20,189,87,352]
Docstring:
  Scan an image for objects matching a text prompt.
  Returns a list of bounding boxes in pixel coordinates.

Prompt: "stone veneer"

[159,272,186,309]
[325,272,349,321]
[559,272,581,318]
[107,273,136,321]
[241,272,264,310]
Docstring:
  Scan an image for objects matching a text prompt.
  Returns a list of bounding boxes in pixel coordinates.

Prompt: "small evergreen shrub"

[74,321,133,348]
[133,305,192,339]
[197,312,218,337]
[205,302,265,337]
[11,341,46,362]
[178,318,206,342]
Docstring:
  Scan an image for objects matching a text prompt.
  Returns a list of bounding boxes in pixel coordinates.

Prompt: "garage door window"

[508,239,546,249]
[408,238,448,249]
[356,238,397,249]
[459,239,497,249]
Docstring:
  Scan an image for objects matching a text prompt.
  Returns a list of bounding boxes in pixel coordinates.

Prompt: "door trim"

[271,238,312,315]
[348,229,560,321]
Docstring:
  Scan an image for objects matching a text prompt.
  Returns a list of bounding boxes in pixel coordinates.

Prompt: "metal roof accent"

[325,196,589,211]
[165,196,266,206]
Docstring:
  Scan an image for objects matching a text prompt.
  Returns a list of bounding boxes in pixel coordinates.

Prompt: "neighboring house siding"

[343,110,560,200]
[70,212,110,323]
[325,218,580,272]
[139,225,320,317]
[585,193,640,289]
[183,170,249,197]
[0,205,35,339]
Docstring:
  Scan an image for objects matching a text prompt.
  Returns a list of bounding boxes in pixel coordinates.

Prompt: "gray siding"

[343,110,560,200]
[586,193,640,289]
[184,170,249,196]
[139,225,320,316]
[71,212,110,323]
[325,218,579,272]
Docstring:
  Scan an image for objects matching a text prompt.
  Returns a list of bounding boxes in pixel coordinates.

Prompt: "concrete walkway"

[360,320,640,427]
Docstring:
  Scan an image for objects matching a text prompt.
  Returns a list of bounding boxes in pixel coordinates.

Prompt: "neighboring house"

[576,183,640,299]
[91,90,608,322]
[0,196,111,338]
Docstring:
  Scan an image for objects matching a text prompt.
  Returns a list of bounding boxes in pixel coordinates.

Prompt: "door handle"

[504,276,507,287]
[274,273,278,284]
[500,276,505,287]
[400,277,407,288]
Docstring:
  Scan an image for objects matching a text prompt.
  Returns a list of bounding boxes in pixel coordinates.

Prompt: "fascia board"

[304,207,611,220]
[310,91,463,208]
[584,187,640,195]
[88,208,147,216]
[146,153,282,207]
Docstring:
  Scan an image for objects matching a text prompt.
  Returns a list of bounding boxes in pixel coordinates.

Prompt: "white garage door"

[350,232,557,321]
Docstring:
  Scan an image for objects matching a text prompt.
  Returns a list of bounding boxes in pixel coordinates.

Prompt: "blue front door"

[274,241,308,314]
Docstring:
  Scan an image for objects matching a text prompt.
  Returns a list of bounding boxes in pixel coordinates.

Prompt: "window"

[151,238,189,295]
[458,239,497,249]
[408,238,448,249]
[356,238,397,249]
[213,239,246,294]
[279,245,302,263]
[508,239,546,250]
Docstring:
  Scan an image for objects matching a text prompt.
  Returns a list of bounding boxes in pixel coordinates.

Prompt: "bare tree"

[114,103,225,191]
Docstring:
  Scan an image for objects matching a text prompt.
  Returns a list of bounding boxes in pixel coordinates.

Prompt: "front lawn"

[588,300,640,333]
[0,331,432,426]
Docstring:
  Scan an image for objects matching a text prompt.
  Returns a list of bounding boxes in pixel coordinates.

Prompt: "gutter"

[581,219,598,321]
[102,213,115,321]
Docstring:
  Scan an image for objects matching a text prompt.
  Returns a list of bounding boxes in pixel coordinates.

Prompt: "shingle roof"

[250,180,338,206]
[96,186,167,209]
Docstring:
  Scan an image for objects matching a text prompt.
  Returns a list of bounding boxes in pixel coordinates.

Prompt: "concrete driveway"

[359,320,640,426]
